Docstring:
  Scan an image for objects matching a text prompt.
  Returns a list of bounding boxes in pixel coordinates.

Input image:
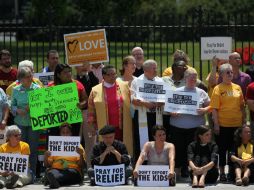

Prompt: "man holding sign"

[0,125,31,189]
[88,125,133,186]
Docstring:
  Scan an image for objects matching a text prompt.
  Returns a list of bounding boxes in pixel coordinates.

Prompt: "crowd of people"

[1,47,254,188]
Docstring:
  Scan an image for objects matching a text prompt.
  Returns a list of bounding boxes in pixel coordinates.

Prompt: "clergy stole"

[138,107,163,150]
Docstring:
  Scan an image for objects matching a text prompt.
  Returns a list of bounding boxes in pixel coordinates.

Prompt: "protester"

[246,65,254,82]
[88,125,133,186]
[169,68,210,178]
[230,126,254,186]
[133,125,175,186]
[44,123,85,188]
[76,62,98,168]
[48,63,87,136]
[132,47,144,77]
[0,50,17,92]
[0,125,32,188]
[246,81,254,140]
[11,66,40,177]
[88,65,133,156]
[210,63,246,182]
[0,87,9,134]
[90,63,104,82]
[118,55,137,86]
[42,50,59,73]
[188,125,219,188]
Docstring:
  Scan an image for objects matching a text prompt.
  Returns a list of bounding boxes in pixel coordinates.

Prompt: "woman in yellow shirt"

[44,123,86,189]
[0,125,32,188]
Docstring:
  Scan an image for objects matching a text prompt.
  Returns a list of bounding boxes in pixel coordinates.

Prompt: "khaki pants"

[0,172,32,187]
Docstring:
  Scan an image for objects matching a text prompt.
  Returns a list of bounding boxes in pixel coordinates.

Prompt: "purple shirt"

[218,71,251,97]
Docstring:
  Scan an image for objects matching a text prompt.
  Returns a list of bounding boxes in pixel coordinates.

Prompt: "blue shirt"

[11,83,40,126]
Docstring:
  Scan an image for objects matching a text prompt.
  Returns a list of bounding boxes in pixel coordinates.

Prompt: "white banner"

[0,153,29,175]
[94,164,125,186]
[136,79,169,102]
[137,165,170,187]
[48,136,80,156]
[164,90,199,115]
[201,37,232,60]
[34,72,54,86]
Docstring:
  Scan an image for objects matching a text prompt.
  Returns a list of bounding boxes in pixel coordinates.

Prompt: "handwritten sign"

[94,164,125,186]
[48,136,80,156]
[164,90,199,115]
[64,29,109,65]
[34,72,54,86]
[201,37,232,60]
[136,79,168,102]
[28,82,82,131]
[0,153,29,175]
[137,165,170,186]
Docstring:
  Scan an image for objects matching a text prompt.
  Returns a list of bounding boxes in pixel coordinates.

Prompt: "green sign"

[28,82,82,131]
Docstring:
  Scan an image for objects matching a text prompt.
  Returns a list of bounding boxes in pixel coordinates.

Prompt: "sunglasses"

[226,71,233,75]
[13,134,21,137]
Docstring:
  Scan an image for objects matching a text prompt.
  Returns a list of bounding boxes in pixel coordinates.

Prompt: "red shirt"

[105,85,123,141]
[0,68,17,92]
[48,80,85,100]
[246,82,254,121]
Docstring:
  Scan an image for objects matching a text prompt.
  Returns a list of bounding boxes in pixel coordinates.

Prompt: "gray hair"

[17,66,33,81]
[184,67,198,79]
[6,125,21,140]
[143,59,157,71]
[219,63,232,76]
[18,60,34,70]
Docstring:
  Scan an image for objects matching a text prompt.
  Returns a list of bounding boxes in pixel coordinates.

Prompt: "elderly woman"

[188,125,219,188]
[44,123,85,188]
[118,55,137,86]
[0,125,32,188]
[133,125,175,186]
[210,63,246,182]
[11,66,40,177]
[169,68,210,178]
[0,87,9,140]
[48,63,87,136]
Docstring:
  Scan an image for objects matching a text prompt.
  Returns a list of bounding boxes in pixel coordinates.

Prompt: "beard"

[1,62,11,68]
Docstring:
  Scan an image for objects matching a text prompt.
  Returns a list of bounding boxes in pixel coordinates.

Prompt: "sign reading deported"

[137,165,170,187]
[0,153,29,175]
[64,29,109,66]
[48,136,80,156]
[136,79,169,102]
[201,37,232,60]
[94,164,125,186]
[28,82,82,131]
[164,90,199,115]
[34,72,54,86]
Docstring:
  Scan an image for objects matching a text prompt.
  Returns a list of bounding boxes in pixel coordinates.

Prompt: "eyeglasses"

[105,73,117,76]
[13,134,21,137]
[226,71,233,75]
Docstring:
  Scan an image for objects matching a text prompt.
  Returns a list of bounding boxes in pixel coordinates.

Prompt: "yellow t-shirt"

[162,65,194,77]
[0,141,30,155]
[6,78,44,97]
[48,145,86,173]
[210,83,244,127]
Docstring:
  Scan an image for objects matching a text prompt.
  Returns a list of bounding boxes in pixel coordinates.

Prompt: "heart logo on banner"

[67,39,79,54]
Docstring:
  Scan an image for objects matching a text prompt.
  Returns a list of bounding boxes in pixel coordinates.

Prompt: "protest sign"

[137,165,170,187]
[34,72,54,86]
[136,79,169,102]
[201,37,232,60]
[164,90,199,115]
[48,136,80,156]
[28,82,83,131]
[0,128,7,145]
[0,153,29,175]
[94,164,125,186]
[64,29,109,65]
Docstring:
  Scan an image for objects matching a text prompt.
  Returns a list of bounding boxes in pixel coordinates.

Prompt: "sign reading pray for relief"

[94,164,125,186]
[201,37,232,60]
[28,82,82,131]
[164,90,199,115]
[136,79,168,102]
[137,165,170,186]
[64,29,109,65]
[48,136,80,156]
[0,153,29,175]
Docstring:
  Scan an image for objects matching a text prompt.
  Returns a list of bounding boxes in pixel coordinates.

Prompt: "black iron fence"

[1,12,254,80]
